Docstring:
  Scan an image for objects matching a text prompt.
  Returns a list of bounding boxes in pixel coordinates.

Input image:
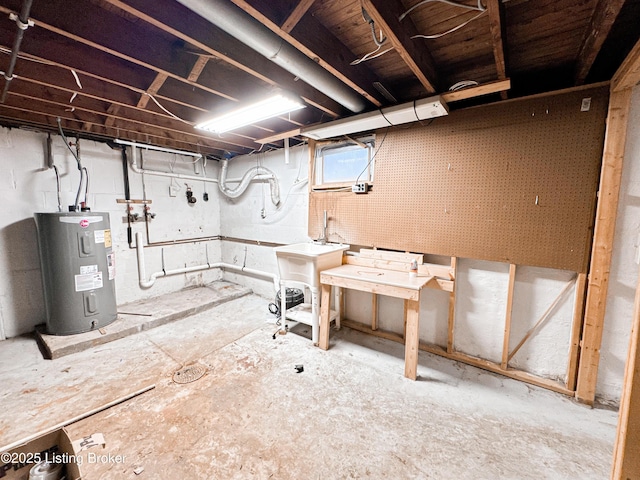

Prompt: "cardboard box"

[0,428,82,479]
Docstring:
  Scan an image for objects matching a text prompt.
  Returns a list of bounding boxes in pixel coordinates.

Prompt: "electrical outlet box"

[352,182,369,194]
[169,185,179,197]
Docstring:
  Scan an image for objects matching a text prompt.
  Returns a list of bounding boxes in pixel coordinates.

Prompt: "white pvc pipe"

[135,232,279,290]
[127,146,275,185]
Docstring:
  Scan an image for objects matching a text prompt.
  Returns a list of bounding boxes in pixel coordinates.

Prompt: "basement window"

[314,136,374,189]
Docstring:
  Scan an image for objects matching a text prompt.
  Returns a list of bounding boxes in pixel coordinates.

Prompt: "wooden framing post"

[566,273,588,391]
[612,265,640,478]
[447,257,458,354]
[576,88,633,404]
[502,264,517,369]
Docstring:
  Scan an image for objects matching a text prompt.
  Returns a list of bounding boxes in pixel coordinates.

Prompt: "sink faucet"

[317,210,328,244]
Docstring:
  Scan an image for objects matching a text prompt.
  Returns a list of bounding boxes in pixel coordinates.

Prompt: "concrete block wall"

[0,128,222,338]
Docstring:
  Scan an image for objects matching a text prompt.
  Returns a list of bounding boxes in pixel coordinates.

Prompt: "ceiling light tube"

[196,93,305,134]
[301,95,448,140]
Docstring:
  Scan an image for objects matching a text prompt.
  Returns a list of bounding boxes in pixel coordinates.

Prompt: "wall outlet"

[169,185,179,197]
[352,182,369,194]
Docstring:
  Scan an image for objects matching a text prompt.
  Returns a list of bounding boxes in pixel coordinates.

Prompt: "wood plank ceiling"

[0,0,638,157]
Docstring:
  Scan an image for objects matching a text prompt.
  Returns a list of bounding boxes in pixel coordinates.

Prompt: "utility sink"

[274,242,349,288]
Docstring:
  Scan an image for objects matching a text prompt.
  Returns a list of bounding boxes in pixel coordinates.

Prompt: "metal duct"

[175,0,367,113]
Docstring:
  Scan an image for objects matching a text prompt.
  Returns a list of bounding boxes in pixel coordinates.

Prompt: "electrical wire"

[351,45,394,65]
[82,166,89,205]
[52,164,62,212]
[145,93,194,125]
[354,128,388,186]
[399,0,485,22]
[0,47,192,126]
[411,9,487,39]
[56,117,84,211]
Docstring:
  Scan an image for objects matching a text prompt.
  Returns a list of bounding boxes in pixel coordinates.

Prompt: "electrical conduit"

[135,232,279,290]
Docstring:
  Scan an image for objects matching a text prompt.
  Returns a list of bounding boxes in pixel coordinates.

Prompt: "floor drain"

[172,364,207,384]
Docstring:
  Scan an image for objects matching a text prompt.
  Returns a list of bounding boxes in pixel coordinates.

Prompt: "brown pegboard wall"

[309,86,608,272]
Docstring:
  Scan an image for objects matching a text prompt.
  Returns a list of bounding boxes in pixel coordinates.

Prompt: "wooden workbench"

[318,263,433,380]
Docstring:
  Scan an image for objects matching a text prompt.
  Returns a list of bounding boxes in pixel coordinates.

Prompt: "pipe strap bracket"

[9,13,34,30]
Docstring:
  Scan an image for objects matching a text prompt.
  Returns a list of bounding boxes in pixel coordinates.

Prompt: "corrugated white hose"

[218,158,280,206]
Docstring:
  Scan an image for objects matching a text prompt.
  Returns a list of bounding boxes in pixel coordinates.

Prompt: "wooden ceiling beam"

[281,0,316,33]
[612,36,640,92]
[575,0,626,85]
[229,0,383,107]
[99,0,344,117]
[360,0,439,94]
[485,0,508,100]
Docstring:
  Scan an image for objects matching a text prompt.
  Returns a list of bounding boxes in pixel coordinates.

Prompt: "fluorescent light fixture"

[196,93,305,134]
[301,95,449,140]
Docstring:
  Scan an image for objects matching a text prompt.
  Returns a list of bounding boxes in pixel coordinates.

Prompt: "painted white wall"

[0,127,222,338]
[596,85,640,405]
[219,144,311,298]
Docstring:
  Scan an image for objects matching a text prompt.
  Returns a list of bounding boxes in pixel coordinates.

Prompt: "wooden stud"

[360,0,438,93]
[508,277,577,363]
[566,273,587,391]
[576,88,633,405]
[281,0,316,33]
[612,37,640,92]
[502,264,517,369]
[611,265,640,479]
[447,257,457,354]
[341,319,573,396]
[372,293,379,331]
[485,0,508,100]
[404,299,421,380]
[574,0,625,85]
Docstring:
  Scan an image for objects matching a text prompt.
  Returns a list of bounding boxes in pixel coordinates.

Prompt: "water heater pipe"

[136,232,279,290]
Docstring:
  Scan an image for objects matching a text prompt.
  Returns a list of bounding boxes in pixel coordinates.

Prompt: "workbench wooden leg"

[372,293,378,331]
[404,298,420,380]
[319,283,332,350]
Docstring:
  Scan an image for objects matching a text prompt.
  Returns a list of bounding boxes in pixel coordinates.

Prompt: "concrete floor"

[0,290,618,479]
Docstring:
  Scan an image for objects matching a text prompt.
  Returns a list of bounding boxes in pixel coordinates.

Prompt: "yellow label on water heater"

[104,229,112,248]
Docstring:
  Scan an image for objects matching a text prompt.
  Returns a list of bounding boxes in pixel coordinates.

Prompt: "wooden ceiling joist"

[4,83,256,152]
[2,91,252,154]
[229,0,383,107]
[360,0,439,94]
[100,0,344,117]
[574,0,626,85]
